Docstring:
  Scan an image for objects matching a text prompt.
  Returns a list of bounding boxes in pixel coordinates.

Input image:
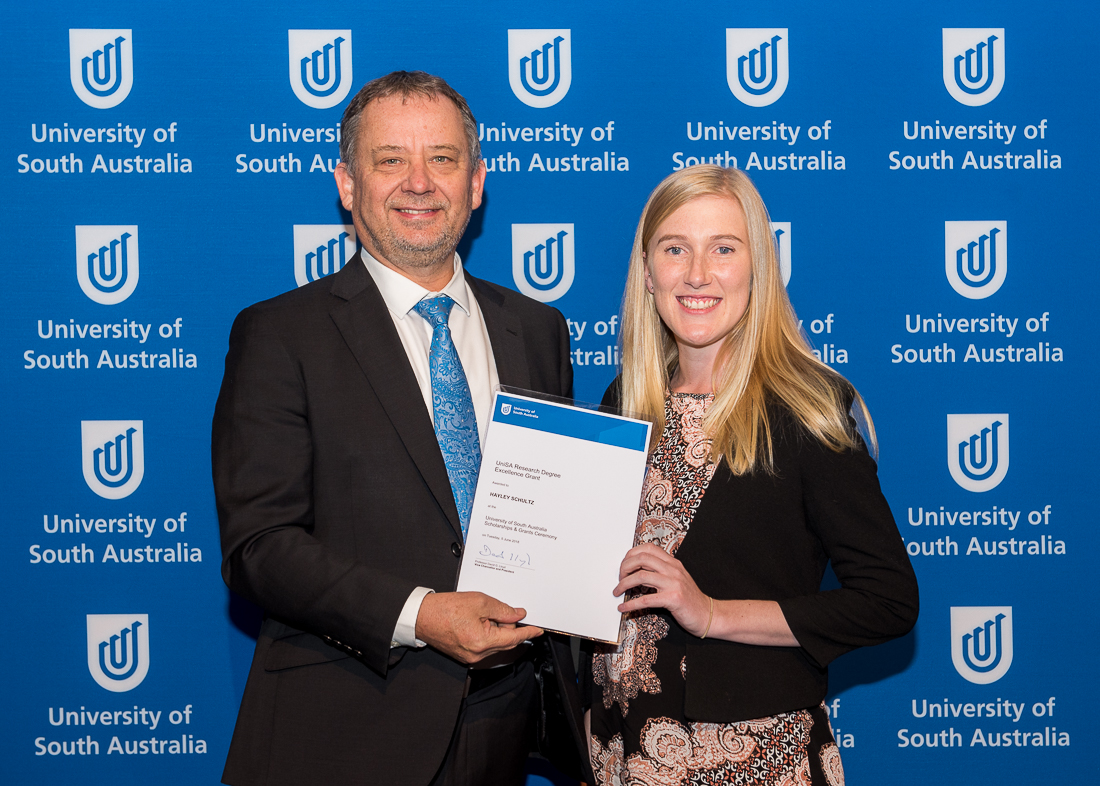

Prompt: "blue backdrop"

[3,1,1096,783]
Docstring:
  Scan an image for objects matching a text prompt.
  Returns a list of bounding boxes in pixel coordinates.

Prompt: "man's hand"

[415,591,544,664]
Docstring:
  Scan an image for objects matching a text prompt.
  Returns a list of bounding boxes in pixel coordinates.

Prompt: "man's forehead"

[360,93,469,154]
[363,92,462,125]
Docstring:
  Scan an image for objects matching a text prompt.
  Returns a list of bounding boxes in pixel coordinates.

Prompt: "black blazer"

[602,380,918,722]
[212,256,572,786]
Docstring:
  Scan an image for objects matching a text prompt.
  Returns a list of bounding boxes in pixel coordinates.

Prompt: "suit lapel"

[470,274,531,390]
[328,259,463,540]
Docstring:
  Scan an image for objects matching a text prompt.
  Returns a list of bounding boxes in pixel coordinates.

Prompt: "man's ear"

[334,162,355,211]
[470,159,487,211]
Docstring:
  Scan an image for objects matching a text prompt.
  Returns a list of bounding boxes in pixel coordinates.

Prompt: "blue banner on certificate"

[456,391,652,642]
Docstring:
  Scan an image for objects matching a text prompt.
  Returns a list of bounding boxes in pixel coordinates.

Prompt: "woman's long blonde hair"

[620,165,874,473]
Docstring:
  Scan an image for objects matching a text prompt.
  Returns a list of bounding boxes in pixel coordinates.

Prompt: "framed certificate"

[455,390,651,642]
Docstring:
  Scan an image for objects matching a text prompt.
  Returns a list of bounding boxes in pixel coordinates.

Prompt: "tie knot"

[414,295,456,328]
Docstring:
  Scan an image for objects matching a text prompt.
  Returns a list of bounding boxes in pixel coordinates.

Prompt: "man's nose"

[402,156,433,194]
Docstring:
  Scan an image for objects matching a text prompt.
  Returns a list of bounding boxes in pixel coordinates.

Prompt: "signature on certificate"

[479,544,533,568]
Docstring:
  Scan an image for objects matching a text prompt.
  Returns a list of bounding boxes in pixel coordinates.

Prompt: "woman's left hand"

[614,543,712,637]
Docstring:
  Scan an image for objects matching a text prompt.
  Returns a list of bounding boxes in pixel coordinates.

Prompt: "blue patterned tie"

[414,295,482,539]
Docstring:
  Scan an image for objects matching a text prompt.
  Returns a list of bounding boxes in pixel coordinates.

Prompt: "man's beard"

[365,200,472,273]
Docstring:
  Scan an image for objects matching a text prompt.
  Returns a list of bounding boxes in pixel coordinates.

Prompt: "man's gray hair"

[339,70,481,174]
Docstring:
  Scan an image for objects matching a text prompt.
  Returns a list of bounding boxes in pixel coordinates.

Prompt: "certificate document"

[455,391,651,642]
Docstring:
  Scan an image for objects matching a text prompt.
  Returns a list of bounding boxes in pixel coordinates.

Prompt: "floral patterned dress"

[589,393,845,786]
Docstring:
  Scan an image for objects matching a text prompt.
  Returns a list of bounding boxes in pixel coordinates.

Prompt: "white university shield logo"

[501,402,512,416]
[943,28,1005,106]
[75,225,139,305]
[512,223,575,303]
[727,29,789,107]
[947,414,1009,493]
[951,606,1013,684]
[288,30,353,109]
[82,420,145,500]
[69,29,133,109]
[87,614,150,692]
[771,222,792,286]
[293,224,357,287]
[945,221,1007,299]
[508,30,572,108]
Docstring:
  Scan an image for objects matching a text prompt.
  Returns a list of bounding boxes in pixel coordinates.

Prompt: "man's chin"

[376,243,457,274]
[364,229,454,267]
[393,253,452,271]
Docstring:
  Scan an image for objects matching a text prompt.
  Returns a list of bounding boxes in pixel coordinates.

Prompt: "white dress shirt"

[360,250,500,648]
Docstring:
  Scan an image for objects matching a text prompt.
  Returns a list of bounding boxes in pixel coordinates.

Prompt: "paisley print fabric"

[634,393,718,554]
[590,733,626,786]
[590,711,815,786]
[592,614,669,716]
[819,744,845,786]
[413,295,481,539]
[594,393,715,718]
[590,393,843,785]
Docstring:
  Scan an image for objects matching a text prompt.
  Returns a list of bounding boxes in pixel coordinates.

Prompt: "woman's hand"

[613,543,713,637]
[613,543,801,646]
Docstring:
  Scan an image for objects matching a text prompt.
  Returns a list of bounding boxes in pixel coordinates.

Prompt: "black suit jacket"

[213,256,572,785]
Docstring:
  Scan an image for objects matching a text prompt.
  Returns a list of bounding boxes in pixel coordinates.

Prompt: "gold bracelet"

[700,595,714,639]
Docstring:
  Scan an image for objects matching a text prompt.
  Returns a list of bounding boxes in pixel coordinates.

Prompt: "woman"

[588,166,918,786]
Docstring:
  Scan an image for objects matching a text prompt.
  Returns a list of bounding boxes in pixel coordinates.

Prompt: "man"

[213,71,575,785]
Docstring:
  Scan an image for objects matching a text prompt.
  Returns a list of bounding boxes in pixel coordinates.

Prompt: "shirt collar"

[360,249,472,319]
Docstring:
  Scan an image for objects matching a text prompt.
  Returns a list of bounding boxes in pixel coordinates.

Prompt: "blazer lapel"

[470,274,531,390]
[328,259,463,540]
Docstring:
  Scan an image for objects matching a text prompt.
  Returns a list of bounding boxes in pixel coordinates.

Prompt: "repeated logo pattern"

[508,29,572,108]
[947,414,1009,492]
[511,223,575,303]
[951,606,1013,684]
[288,30,353,109]
[945,221,1007,299]
[81,420,145,500]
[6,16,1082,781]
[943,29,1005,106]
[726,29,789,107]
[69,29,133,108]
[293,224,357,287]
[87,614,150,692]
[75,225,140,305]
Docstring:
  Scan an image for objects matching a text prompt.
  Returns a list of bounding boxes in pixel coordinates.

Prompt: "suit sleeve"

[554,309,574,399]
[777,419,920,669]
[212,307,414,675]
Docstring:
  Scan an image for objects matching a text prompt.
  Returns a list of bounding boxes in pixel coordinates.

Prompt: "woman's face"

[644,194,753,364]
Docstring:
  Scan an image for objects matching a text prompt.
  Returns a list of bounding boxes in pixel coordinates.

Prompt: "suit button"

[451,542,462,557]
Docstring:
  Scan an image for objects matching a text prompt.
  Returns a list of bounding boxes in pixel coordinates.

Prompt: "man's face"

[335,94,485,284]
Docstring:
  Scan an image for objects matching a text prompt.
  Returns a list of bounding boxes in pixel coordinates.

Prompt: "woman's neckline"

[668,390,714,399]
